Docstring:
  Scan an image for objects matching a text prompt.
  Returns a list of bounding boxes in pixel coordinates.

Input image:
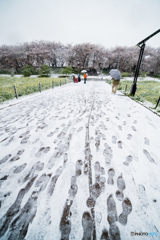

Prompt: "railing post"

[52,81,54,89]
[125,84,128,92]
[39,83,41,92]
[14,85,18,99]
[60,80,61,86]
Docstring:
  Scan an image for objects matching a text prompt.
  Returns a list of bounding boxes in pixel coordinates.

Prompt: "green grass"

[118,80,160,105]
[0,76,70,102]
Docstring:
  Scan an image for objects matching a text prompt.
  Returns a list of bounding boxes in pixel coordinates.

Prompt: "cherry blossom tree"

[0,41,159,75]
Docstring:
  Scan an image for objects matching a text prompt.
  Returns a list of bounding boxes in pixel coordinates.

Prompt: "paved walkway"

[0,81,160,239]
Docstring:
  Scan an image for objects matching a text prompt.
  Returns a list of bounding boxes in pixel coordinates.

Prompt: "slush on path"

[0,81,160,240]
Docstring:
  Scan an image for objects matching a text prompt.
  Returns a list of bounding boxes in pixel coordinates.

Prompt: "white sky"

[0,0,160,48]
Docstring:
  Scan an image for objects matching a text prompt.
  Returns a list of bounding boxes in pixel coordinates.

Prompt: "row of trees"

[0,40,160,75]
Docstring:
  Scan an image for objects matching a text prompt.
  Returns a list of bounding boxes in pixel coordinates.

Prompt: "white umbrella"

[109,69,121,80]
[81,70,87,73]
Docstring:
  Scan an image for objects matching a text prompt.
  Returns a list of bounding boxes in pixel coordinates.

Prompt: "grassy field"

[0,76,70,102]
[118,80,160,106]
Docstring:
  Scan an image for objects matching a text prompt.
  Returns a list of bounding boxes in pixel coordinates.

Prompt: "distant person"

[75,77,78,83]
[112,78,120,94]
[84,73,87,84]
[78,74,81,82]
[73,75,75,83]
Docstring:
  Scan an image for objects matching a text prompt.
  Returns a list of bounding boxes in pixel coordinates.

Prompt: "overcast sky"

[0,0,160,49]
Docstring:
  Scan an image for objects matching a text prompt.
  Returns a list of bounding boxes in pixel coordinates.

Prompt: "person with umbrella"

[81,70,87,84]
[84,72,87,84]
[109,69,121,94]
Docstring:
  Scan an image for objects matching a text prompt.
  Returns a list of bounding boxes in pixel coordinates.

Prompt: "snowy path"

[0,81,160,240]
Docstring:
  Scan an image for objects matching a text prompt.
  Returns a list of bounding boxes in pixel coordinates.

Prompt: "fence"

[0,76,71,102]
[106,79,160,109]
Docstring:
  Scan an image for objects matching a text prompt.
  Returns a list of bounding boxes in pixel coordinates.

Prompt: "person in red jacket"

[74,77,78,83]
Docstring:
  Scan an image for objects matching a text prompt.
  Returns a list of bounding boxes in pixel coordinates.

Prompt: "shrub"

[40,64,51,77]
[154,75,160,79]
[61,66,73,75]
[23,65,34,77]
[58,75,67,78]
[38,74,49,78]
[140,72,149,78]
[121,72,129,77]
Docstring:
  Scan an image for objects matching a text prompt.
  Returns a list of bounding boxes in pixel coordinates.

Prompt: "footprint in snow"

[107,168,115,185]
[94,161,101,183]
[143,149,155,163]
[19,131,30,139]
[60,175,78,239]
[118,125,122,131]
[109,225,121,240]
[118,140,122,149]
[75,160,83,176]
[86,197,96,208]
[47,166,63,196]
[82,211,93,240]
[90,183,101,201]
[5,136,15,145]
[47,132,54,137]
[131,126,136,131]
[14,163,27,174]
[35,147,50,157]
[64,153,68,165]
[123,155,133,166]
[101,167,105,175]
[77,126,83,132]
[57,131,66,140]
[35,173,51,192]
[127,134,132,140]
[95,137,101,151]
[22,162,44,183]
[20,135,31,144]
[103,143,113,164]
[100,229,109,240]
[0,154,12,165]
[68,176,78,201]
[116,174,126,201]
[10,155,20,162]
[100,176,106,192]
[112,136,117,144]
[144,137,150,145]
[119,198,132,226]
[107,194,118,225]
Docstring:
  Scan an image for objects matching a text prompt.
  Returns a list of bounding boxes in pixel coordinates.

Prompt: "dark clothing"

[78,75,81,82]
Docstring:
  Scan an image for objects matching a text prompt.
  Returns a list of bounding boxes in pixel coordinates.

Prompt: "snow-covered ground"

[0,81,160,240]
